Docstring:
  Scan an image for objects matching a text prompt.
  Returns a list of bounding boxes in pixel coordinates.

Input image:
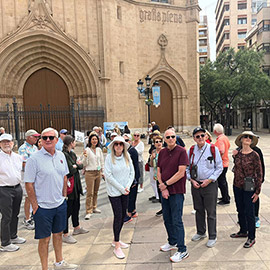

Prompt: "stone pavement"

[1,129,270,270]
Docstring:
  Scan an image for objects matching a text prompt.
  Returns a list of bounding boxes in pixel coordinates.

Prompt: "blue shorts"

[33,200,67,239]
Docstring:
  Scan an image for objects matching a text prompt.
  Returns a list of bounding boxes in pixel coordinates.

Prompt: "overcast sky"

[198,0,218,60]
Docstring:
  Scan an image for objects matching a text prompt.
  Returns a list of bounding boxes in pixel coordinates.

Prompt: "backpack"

[189,144,216,168]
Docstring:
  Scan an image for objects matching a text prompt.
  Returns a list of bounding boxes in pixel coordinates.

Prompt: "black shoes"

[217,200,230,205]
[152,198,159,203]
[243,238,255,248]
[155,209,163,217]
[230,232,248,238]
[148,196,156,201]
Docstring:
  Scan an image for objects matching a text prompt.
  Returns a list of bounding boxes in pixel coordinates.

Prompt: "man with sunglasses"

[187,127,223,248]
[24,128,77,270]
[157,129,189,263]
[55,129,68,151]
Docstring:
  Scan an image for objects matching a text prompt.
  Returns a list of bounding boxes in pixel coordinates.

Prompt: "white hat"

[235,131,258,148]
[110,132,118,138]
[123,133,132,141]
[0,133,13,142]
[108,136,129,151]
[25,129,40,137]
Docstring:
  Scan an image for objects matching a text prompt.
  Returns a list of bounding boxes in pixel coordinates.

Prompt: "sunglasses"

[243,135,253,139]
[134,134,140,137]
[62,133,67,135]
[41,136,55,141]
[195,134,205,139]
[125,139,129,142]
[155,140,162,143]
[114,142,124,146]
[165,135,176,139]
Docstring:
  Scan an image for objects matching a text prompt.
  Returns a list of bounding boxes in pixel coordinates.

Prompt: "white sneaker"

[62,235,77,244]
[170,251,189,263]
[0,244,20,252]
[160,243,177,252]
[113,247,125,259]
[191,233,207,242]
[191,210,196,215]
[111,241,129,249]
[54,260,78,269]
[72,227,89,235]
[93,208,101,213]
[85,213,92,220]
[206,238,217,248]
[23,219,35,230]
[137,187,144,193]
[11,237,26,244]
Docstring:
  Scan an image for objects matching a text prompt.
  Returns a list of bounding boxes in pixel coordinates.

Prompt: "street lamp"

[137,75,159,124]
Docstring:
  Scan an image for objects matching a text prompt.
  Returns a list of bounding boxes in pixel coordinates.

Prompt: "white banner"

[74,130,84,143]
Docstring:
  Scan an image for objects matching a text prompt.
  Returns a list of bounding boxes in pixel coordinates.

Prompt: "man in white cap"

[18,129,40,230]
[0,134,26,252]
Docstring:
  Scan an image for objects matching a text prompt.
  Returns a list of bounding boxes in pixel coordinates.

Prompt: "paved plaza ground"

[0,129,270,269]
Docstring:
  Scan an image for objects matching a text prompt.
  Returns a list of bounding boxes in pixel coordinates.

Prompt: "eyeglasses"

[195,134,205,139]
[243,135,253,139]
[165,135,176,139]
[114,142,124,146]
[155,140,162,143]
[41,136,55,141]
[125,139,129,142]
[134,134,140,137]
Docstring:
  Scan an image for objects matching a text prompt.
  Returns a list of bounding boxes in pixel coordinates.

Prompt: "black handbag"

[243,177,255,192]
[241,154,255,192]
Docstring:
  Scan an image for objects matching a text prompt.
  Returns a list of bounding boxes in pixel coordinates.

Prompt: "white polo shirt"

[24,147,69,209]
[0,151,22,186]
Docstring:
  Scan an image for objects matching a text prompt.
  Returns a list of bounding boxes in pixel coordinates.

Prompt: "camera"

[191,165,198,180]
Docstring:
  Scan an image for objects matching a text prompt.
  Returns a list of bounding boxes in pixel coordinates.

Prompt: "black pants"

[156,180,162,204]
[0,184,22,246]
[127,183,138,213]
[233,185,255,240]
[217,167,230,203]
[64,195,80,234]
[254,197,259,217]
[109,195,128,242]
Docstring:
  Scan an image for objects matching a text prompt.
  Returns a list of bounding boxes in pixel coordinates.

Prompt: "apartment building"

[199,15,210,64]
[215,0,269,55]
[246,4,270,76]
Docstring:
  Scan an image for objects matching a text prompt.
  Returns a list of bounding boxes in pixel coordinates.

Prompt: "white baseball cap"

[0,133,13,142]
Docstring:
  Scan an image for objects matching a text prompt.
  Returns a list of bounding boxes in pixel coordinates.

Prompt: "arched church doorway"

[150,80,173,131]
[23,68,71,132]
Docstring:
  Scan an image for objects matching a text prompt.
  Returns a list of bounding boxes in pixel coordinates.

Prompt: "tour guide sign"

[139,8,183,24]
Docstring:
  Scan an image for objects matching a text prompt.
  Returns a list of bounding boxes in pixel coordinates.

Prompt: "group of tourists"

[0,122,264,268]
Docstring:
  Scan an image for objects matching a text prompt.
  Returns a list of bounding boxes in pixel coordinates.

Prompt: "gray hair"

[41,127,58,138]
[213,123,224,134]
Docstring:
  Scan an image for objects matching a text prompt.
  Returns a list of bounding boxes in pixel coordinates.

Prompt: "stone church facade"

[0,0,200,132]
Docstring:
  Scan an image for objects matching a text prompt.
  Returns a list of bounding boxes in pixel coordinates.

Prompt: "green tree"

[200,47,267,134]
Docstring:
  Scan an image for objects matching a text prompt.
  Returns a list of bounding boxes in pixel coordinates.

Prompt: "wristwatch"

[164,181,169,187]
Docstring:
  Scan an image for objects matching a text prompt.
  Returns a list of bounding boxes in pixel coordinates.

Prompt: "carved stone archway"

[141,34,188,131]
[0,0,101,108]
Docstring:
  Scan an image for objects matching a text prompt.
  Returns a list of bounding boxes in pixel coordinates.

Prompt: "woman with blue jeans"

[104,136,134,259]
[230,131,262,248]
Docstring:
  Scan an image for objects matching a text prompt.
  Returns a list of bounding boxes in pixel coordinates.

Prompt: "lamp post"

[137,75,159,124]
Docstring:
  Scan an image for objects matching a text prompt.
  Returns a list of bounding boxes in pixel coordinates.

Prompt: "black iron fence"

[0,98,105,146]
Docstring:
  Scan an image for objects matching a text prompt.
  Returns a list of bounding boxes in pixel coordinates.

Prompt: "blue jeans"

[233,185,255,240]
[161,194,186,252]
